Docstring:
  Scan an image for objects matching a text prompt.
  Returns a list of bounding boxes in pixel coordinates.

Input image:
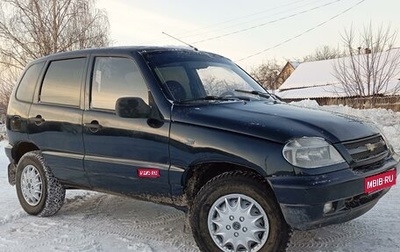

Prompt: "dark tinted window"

[91,57,148,110]
[16,62,45,102]
[40,58,86,106]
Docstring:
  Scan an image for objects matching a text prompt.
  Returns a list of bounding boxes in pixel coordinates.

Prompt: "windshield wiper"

[179,95,248,103]
[234,89,271,98]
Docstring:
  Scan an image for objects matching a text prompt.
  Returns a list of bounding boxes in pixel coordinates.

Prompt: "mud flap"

[8,163,16,185]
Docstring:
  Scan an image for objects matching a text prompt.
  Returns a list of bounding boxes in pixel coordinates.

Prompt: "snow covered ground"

[0,101,399,252]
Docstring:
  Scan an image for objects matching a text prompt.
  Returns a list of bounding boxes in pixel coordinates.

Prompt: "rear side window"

[91,57,148,110]
[40,58,86,106]
[16,62,45,102]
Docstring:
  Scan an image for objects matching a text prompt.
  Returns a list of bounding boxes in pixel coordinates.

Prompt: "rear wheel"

[190,171,290,252]
[16,151,65,217]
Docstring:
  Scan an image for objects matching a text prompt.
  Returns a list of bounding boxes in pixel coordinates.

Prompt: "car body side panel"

[27,103,89,187]
[6,99,31,145]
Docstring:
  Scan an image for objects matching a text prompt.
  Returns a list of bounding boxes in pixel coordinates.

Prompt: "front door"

[82,56,171,196]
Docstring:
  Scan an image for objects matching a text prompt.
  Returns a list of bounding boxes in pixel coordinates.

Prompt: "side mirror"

[116,97,151,118]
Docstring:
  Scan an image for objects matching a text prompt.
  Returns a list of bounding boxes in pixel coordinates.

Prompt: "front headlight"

[282,137,345,168]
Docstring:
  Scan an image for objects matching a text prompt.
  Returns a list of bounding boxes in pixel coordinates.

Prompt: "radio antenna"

[162,32,198,51]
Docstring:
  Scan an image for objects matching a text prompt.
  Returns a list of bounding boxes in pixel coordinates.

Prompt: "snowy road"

[1,102,399,252]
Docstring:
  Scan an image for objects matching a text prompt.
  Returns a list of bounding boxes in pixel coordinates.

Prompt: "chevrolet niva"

[5,47,399,252]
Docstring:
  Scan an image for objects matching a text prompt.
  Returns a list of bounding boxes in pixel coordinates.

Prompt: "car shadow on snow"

[57,191,380,252]
[287,221,373,252]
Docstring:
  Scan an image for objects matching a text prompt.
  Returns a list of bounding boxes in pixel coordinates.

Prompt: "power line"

[175,0,327,40]
[236,0,367,62]
[143,0,326,45]
[192,0,344,44]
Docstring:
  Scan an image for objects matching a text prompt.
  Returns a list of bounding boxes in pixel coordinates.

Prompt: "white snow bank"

[293,100,400,152]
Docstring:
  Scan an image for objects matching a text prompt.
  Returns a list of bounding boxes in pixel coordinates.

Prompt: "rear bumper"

[269,157,399,230]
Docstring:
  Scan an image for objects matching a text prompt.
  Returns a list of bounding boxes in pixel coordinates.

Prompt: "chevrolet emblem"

[365,143,377,152]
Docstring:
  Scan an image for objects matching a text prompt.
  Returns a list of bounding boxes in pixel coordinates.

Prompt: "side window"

[91,57,148,110]
[16,62,45,102]
[40,58,86,106]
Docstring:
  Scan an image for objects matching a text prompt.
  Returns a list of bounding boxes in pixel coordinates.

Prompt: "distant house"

[277,49,400,100]
[275,61,300,89]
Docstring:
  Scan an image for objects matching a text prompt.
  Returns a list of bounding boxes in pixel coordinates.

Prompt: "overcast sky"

[97,0,400,70]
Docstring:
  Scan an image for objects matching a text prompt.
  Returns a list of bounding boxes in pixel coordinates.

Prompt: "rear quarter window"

[16,62,45,102]
[40,58,86,106]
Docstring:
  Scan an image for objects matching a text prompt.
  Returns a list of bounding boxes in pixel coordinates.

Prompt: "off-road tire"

[190,171,290,252]
[16,151,66,217]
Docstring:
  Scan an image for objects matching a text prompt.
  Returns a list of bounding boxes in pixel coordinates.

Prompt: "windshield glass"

[143,50,274,102]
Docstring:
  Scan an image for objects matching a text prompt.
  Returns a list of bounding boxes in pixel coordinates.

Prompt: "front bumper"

[269,157,399,230]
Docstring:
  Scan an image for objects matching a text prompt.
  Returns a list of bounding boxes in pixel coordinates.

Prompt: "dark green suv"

[5,46,399,251]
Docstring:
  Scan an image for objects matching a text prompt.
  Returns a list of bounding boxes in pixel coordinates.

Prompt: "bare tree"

[0,0,110,115]
[333,24,400,100]
[303,45,345,62]
[250,59,281,90]
[0,0,110,70]
[0,65,17,119]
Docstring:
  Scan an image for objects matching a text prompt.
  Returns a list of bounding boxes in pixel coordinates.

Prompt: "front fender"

[168,122,294,196]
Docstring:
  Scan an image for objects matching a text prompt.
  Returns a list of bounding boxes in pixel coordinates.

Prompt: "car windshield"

[142,50,275,103]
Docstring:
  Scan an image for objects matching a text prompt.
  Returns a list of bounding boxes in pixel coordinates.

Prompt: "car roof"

[30,46,225,64]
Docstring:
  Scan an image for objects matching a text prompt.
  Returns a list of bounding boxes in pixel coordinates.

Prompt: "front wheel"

[190,171,290,252]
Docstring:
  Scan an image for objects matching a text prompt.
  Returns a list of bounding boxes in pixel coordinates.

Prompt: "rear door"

[82,55,171,196]
[28,57,89,187]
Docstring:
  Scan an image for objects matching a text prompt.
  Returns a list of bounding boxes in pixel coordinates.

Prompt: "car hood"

[171,101,379,144]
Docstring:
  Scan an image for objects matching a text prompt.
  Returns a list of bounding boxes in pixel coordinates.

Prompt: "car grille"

[342,134,389,171]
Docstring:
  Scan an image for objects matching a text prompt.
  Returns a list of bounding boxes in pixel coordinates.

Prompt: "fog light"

[323,202,333,214]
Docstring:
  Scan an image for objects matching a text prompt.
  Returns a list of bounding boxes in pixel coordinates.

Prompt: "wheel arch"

[183,162,272,206]
[12,141,40,163]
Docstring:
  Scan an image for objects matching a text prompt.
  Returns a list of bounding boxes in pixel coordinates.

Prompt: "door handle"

[84,120,102,133]
[29,115,45,125]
